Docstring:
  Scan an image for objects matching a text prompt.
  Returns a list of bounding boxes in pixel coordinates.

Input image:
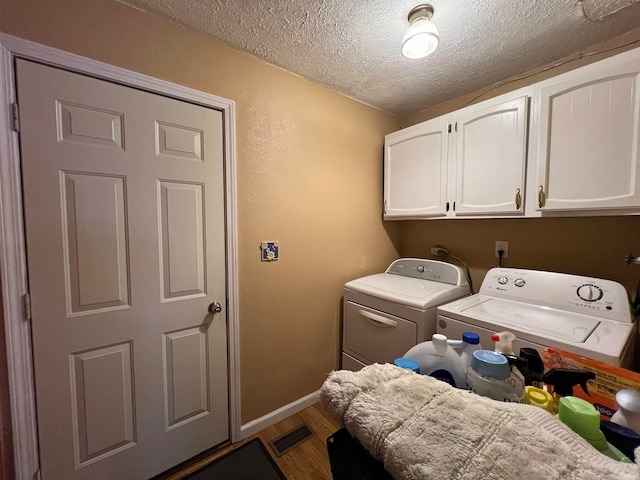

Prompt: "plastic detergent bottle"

[403,334,467,388]
[524,386,554,412]
[558,396,632,463]
[393,357,420,373]
[466,350,525,403]
[600,420,640,460]
[446,331,482,370]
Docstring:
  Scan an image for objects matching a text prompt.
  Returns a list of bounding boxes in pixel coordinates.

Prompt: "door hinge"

[447,123,452,133]
[12,103,20,133]
[23,292,31,321]
[455,122,458,132]
[453,201,456,211]
[446,201,450,212]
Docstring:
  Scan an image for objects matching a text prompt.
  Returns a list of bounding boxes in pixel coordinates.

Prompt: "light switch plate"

[261,241,279,261]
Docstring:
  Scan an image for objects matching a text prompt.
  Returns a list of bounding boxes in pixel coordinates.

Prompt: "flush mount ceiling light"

[402,4,440,59]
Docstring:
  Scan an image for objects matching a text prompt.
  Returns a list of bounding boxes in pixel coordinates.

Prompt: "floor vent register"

[269,423,315,457]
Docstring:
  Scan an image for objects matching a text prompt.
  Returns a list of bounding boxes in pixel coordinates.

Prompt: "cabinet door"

[454,96,528,215]
[383,117,449,218]
[534,56,640,211]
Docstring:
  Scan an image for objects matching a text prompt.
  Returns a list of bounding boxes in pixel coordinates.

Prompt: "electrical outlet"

[495,241,509,258]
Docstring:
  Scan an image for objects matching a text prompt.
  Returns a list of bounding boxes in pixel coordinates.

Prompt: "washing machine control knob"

[497,276,508,285]
[577,284,603,302]
[514,278,525,287]
[417,265,425,273]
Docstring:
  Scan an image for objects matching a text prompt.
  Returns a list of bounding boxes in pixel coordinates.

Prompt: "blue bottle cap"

[462,332,480,345]
[394,358,420,373]
[471,350,510,380]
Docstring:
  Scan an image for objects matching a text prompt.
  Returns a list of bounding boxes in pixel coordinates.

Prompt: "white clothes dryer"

[342,258,471,371]
[437,268,637,368]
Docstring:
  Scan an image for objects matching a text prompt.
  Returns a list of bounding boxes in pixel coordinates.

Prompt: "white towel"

[320,363,640,480]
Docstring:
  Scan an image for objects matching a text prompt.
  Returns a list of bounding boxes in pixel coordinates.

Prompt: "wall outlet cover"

[261,241,279,261]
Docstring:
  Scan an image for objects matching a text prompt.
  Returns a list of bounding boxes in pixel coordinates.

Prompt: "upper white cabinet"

[532,51,640,212]
[383,115,449,218]
[383,89,530,219]
[384,46,640,220]
[454,95,528,215]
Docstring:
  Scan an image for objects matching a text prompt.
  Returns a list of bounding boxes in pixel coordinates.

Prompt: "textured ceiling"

[118,0,640,117]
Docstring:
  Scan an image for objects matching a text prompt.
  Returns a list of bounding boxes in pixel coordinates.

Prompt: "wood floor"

[162,403,341,480]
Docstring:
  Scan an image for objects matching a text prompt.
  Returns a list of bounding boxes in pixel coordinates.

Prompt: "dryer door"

[344,302,418,364]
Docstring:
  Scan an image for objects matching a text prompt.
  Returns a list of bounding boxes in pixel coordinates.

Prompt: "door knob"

[208,301,222,314]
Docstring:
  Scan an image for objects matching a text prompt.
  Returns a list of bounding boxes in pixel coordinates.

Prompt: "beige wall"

[400,217,640,298]
[0,0,400,424]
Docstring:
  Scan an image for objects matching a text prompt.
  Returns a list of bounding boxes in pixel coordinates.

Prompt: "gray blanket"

[320,363,640,480]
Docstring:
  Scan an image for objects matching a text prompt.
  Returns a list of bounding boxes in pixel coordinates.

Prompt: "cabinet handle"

[538,185,546,208]
[515,188,521,210]
[359,310,397,328]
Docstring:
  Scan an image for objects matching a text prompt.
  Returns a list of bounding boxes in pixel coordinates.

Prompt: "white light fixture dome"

[402,4,439,59]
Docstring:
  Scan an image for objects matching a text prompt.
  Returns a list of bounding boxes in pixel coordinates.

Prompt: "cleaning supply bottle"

[403,334,467,389]
[557,396,632,463]
[466,350,524,403]
[492,331,526,401]
[446,331,482,371]
[611,389,640,434]
[503,354,527,385]
[493,331,516,355]
[600,420,640,460]
[541,368,596,414]
[519,347,545,388]
[524,386,554,412]
[393,357,420,373]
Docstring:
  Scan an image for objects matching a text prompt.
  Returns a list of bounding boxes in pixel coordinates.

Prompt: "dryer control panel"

[479,268,632,323]
[387,258,467,286]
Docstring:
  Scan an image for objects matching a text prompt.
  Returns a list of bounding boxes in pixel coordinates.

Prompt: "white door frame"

[0,33,241,480]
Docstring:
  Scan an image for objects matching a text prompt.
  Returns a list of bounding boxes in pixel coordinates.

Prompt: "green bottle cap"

[557,397,608,450]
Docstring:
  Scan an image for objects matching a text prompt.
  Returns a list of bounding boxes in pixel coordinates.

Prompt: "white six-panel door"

[16,59,229,479]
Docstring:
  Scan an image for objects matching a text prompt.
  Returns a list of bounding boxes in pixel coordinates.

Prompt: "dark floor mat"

[183,439,286,480]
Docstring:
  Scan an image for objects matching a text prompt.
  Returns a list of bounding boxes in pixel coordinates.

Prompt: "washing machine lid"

[345,272,469,309]
[459,298,600,343]
[437,292,635,363]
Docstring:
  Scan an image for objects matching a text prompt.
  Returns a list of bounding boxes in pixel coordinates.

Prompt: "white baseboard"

[239,389,321,439]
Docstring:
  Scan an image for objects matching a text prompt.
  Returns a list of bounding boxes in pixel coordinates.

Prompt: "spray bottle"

[519,347,545,388]
[493,331,516,355]
[541,368,596,414]
[493,331,527,400]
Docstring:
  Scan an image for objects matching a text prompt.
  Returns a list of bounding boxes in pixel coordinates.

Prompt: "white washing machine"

[342,258,471,371]
[437,268,637,368]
